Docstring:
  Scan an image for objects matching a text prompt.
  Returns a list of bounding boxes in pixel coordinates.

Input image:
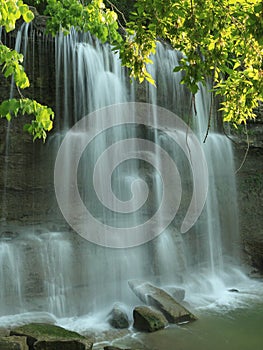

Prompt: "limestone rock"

[10,323,93,350]
[133,306,168,332]
[128,280,197,323]
[0,336,28,349]
[108,303,130,329]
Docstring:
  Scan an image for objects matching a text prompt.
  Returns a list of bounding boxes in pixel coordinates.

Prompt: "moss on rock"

[10,323,93,350]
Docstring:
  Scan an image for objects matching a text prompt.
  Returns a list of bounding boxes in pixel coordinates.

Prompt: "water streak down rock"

[128,280,197,323]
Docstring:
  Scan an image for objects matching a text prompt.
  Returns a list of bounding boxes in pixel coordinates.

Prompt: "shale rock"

[10,323,93,350]
[0,336,28,349]
[133,306,168,332]
[129,280,197,323]
[108,303,130,329]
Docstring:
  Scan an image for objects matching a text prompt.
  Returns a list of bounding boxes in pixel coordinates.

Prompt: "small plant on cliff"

[0,0,54,141]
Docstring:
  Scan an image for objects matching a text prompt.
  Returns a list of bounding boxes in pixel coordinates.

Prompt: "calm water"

[91,281,263,350]
[137,304,263,350]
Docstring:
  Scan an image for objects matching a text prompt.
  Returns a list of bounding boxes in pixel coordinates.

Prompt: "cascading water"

[0,27,261,335]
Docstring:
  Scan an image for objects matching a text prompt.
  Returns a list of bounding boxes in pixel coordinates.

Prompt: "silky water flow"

[0,28,262,337]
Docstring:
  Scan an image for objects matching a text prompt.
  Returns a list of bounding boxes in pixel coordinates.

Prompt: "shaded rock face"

[0,21,58,225]
[10,323,93,350]
[235,145,263,274]
[133,306,168,332]
[243,233,263,272]
[33,339,89,350]
[128,280,197,324]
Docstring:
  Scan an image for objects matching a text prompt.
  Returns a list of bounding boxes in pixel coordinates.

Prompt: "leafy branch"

[0,0,54,141]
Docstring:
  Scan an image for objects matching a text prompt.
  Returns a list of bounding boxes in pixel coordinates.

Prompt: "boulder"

[108,303,130,329]
[128,280,197,323]
[0,336,28,349]
[10,323,93,350]
[133,306,168,332]
[163,286,185,302]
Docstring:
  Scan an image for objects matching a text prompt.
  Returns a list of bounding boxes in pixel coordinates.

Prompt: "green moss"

[12,323,86,340]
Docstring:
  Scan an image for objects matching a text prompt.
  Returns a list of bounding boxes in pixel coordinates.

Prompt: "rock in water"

[10,323,93,349]
[133,306,168,332]
[128,280,197,323]
[107,303,130,329]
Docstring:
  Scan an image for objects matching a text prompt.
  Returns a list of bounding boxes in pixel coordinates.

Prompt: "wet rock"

[228,288,239,293]
[163,286,185,302]
[10,323,93,350]
[0,336,28,349]
[108,303,130,329]
[133,306,168,332]
[129,280,197,324]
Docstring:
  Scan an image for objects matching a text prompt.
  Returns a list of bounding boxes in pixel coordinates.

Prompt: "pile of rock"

[107,280,197,333]
[0,281,197,349]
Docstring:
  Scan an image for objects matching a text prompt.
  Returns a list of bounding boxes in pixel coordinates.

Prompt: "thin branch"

[235,124,250,173]
[185,93,195,168]
[222,126,239,145]
[17,86,24,99]
[105,0,127,32]
[203,89,213,143]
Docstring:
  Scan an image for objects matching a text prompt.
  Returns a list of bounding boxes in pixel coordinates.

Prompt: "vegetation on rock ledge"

[1,0,263,140]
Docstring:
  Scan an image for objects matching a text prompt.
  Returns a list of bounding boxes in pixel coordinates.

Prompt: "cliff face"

[235,107,263,274]
[0,16,262,274]
[0,22,59,225]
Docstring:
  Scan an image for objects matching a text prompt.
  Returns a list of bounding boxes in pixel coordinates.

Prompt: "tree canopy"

[1,0,263,140]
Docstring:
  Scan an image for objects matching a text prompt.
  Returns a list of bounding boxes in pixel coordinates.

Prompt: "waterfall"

[0,28,246,326]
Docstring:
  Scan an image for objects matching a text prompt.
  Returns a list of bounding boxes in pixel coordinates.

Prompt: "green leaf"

[22,10,34,23]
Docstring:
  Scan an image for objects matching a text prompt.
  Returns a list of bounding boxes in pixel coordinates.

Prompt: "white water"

[0,29,262,334]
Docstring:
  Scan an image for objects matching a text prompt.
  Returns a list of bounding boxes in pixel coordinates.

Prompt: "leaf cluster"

[0,98,54,141]
[43,0,263,126]
[45,0,122,43]
[0,0,54,141]
[121,0,263,126]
